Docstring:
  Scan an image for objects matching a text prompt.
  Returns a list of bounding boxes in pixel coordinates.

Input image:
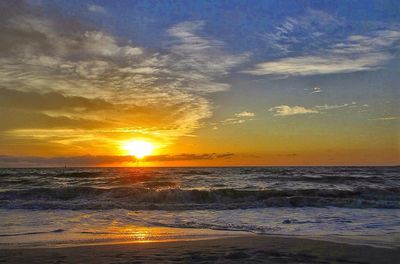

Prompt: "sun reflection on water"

[106,226,181,243]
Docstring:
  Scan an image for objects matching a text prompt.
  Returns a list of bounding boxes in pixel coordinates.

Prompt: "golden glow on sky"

[0,1,398,167]
[123,140,155,159]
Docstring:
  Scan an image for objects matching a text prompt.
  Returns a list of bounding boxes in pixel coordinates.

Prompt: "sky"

[0,0,399,167]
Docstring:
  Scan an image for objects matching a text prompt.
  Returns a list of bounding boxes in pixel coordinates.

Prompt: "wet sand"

[1,235,399,264]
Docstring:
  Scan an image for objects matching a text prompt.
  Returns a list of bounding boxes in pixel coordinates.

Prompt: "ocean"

[0,167,399,248]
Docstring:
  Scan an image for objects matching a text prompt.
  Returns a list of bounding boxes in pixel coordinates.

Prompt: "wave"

[252,175,397,184]
[0,229,65,237]
[1,187,399,210]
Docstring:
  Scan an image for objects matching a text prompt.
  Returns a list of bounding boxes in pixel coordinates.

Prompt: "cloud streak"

[0,153,235,167]
[269,106,318,116]
[243,52,392,77]
[369,117,398,121]
[269,102,367,117]
[235,111,255,117]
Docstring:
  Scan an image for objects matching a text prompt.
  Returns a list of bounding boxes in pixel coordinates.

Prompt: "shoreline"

[1,223,398,250]
[1,235,399,264]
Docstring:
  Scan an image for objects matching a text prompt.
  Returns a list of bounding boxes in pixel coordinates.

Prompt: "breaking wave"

[1,186,399,210]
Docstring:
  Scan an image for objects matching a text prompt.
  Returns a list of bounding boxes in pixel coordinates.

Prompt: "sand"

[1,235,399,264]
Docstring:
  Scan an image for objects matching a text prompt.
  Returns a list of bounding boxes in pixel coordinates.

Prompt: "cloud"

[0,88,113,112]
[269,105,319,116]
[146,153,234,162]
[166,21,249,92]
[235,111,255,117]
[0,108,110,131]
[87,4,108,15]
[269,102,368,117]
[369,117,398,121]
[82,31,142,57]
[0,2,248,155]
[0,155,133,167]
[221,118,246,125]
[243,52,392,77]
[246,9,400,77]
[314,104,349,110]
[310,87,322,94]
[0,153,235,167]
[219,111,256,126]
[258,9,343,56]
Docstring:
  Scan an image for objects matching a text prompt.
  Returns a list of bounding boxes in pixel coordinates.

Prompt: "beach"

[1,235,399,264]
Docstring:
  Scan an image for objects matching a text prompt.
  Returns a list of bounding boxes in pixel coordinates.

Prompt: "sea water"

[0,167,399,248]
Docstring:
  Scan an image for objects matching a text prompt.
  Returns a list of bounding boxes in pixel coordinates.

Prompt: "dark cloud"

[146,153,235,162]
[0,153,235,167]
[0,88,113,111]
[0,108,110,131]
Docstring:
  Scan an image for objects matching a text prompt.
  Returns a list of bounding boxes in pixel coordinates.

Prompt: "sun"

[123,140,155,159]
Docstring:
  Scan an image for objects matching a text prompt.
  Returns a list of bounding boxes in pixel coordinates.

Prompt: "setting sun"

[123,140,155,159]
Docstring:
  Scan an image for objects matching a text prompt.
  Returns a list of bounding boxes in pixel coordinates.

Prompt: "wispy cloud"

[87,4,108,15]
[221,118,246,125]
[219,111,256,125]
[245,9,400,77]
[167,21,249,92]
[243,52,392,76]
[314,103,353,110]
[235,111,255,117]
[369,116,398,121]
[258,9,343,56]
[269,102,367,117]
[0,3,248,154]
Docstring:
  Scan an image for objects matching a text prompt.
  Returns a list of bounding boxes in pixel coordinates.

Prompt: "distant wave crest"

[1,187,399,210]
